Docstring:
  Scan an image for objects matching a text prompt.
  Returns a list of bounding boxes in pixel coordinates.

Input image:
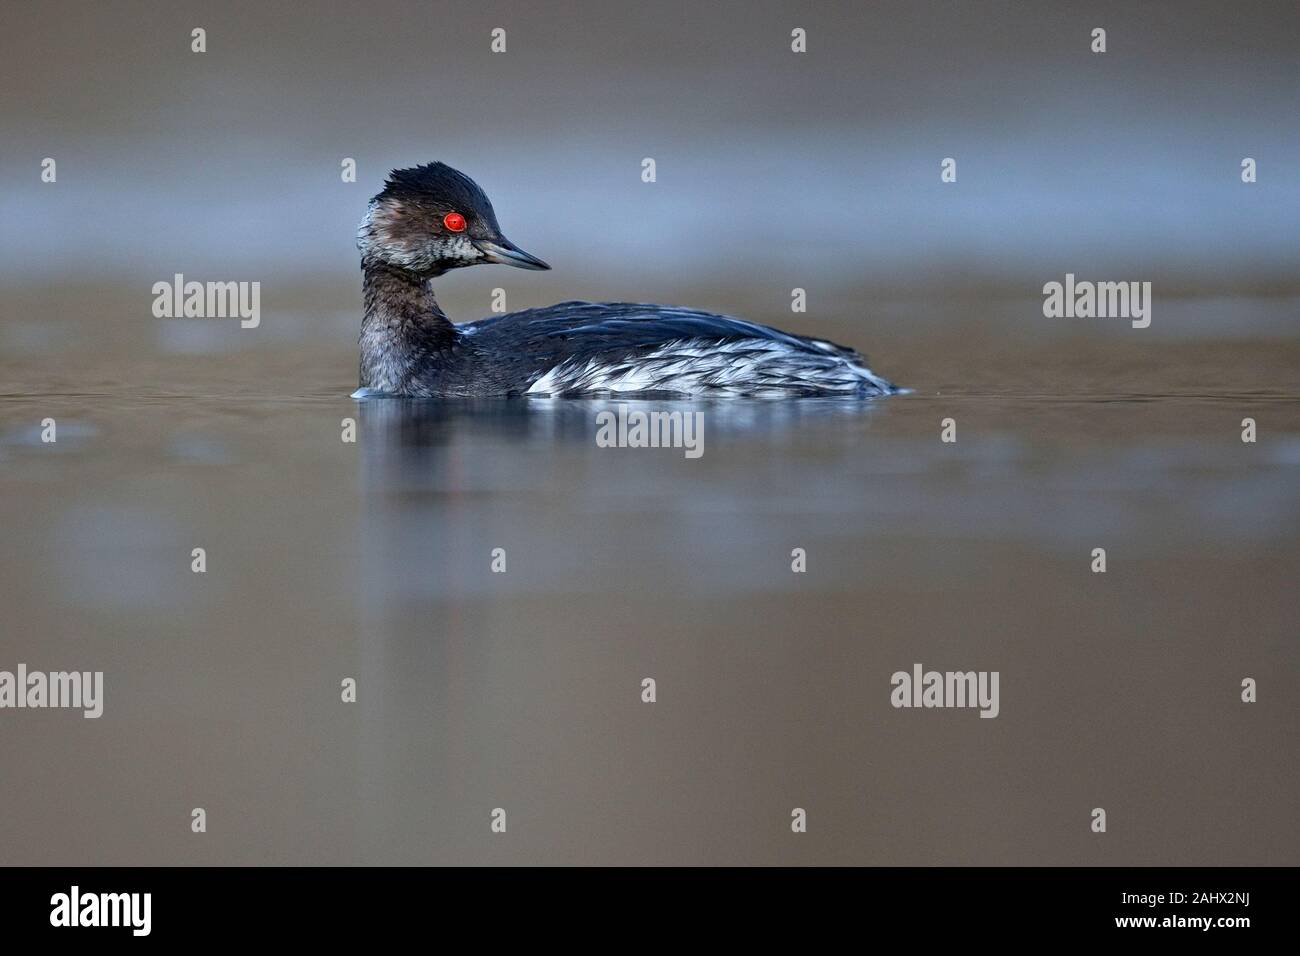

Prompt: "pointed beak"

[473,237,550,271]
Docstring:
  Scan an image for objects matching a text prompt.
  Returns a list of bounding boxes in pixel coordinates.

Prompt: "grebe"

[354,162,899,398]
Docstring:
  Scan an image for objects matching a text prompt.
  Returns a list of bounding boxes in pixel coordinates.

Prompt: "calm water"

[1,326,1297,865]
[3,0,1298,868]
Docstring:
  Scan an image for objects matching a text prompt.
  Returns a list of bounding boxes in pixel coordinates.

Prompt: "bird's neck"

[359,258,457,390]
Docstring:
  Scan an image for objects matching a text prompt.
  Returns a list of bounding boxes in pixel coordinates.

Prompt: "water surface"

[1,320,1296,865]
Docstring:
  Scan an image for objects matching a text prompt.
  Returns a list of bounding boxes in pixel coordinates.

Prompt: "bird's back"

[455,301,896,397]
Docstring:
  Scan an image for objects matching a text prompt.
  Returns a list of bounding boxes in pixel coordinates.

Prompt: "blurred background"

[2,0,1297,357]
[0,1,1296,866]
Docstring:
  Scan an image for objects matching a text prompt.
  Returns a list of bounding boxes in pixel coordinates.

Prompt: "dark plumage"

[354,162,898,398]
[374,163,505,241]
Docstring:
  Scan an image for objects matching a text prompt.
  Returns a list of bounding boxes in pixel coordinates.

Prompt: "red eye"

[443,212,466,232]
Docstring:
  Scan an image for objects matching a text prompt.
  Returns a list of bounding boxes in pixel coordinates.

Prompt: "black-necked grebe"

[354,162,899,398]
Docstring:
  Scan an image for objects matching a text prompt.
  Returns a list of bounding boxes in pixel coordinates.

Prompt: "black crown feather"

[377,161,494,217]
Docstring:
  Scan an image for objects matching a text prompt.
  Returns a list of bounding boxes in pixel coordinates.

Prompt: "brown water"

[1,315,1297,865]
